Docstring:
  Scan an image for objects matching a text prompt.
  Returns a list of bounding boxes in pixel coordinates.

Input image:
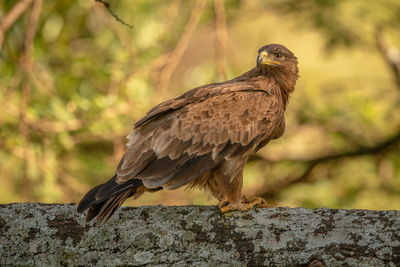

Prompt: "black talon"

[220,201,230,208]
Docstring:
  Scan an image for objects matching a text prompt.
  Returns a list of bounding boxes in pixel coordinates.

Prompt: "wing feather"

[134,82,256,128]
[117,83,282,190]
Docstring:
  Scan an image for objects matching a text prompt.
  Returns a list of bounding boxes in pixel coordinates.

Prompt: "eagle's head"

[257,44,298,78]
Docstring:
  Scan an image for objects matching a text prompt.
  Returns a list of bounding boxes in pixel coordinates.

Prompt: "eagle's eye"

[275,53,282,58]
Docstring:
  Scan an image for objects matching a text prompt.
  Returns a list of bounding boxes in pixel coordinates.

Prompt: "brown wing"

[134,79,259,128]
[116,85,282,190]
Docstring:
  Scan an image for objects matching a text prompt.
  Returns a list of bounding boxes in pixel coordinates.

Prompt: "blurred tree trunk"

[1,203,399,266]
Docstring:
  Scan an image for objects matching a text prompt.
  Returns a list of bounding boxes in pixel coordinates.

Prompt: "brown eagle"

[77,44,299,222]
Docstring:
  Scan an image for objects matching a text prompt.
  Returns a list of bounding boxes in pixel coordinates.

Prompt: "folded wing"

[117,85,281,190]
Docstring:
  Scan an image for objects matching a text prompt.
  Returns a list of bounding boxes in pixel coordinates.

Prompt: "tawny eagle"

[77,44,299,222]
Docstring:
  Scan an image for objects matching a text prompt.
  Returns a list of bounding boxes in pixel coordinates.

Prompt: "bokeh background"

[1,0,400,209]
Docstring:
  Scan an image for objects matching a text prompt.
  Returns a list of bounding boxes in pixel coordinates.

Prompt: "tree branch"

[1,203,399,266]
[0,0,34,50]
[375,26,400,91]
[94,0,133,29]
[157,0,207,96]
[213,0,228,81]
[19,0,43,200]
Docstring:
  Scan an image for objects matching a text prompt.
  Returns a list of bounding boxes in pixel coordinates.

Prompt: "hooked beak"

[257,51,280,65]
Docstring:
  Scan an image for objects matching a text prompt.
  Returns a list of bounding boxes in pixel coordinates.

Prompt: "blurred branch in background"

[375,26,400,90]
[19,0,43,200]
[213,0,238,81]
[252,128,400,200]
[213,0,228,81]
[0,0,34,50]
[157,0,206,97]
[94,0,133,29]
[117,0,183,88]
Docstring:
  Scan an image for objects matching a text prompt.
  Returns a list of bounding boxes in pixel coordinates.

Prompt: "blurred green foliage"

[0,0,399,209]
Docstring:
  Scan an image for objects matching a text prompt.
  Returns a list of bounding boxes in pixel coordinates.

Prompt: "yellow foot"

[241,196,269,208]
[219,196,269,213]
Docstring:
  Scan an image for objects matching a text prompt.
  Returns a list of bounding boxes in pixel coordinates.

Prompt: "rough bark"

[0,203,399,266]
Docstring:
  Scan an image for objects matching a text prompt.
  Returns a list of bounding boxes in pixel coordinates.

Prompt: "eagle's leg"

[211,158,269,213]
[211,160,244,210]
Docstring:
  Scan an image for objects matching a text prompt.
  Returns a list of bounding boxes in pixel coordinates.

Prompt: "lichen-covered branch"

[0,203,399,266]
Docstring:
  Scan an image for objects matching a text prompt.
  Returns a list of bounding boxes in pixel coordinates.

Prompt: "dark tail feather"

[95,190,133,222]
[77,175,143,222]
